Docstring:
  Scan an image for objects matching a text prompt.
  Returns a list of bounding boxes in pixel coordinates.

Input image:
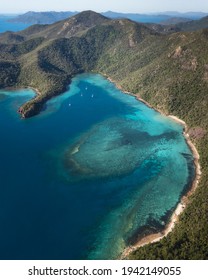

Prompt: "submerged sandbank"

[104,75,201,259]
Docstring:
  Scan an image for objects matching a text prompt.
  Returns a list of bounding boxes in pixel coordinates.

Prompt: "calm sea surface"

[0,74,194,259]
[0,15,30,33]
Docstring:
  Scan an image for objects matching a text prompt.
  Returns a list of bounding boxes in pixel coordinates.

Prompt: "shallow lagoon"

[0,74,194,259]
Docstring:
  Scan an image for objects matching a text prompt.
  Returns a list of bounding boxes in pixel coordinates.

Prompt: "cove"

[0,74,194,259]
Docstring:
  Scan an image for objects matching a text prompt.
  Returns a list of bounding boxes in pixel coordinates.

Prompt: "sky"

[0,0,208,14]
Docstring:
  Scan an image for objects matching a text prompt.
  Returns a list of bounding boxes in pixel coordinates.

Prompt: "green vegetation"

[176,16,208,32]
[0,10,208,259]
[0,61,20,87]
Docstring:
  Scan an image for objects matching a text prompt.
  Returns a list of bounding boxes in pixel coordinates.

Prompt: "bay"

[0,74,194,259]
[0,15,30,33]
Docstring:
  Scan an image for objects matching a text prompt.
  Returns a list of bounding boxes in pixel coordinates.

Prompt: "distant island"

[8,10,208,25]
[0,10,208,259]
[8,11,78,24]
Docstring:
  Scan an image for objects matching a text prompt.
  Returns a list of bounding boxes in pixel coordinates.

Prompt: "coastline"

[4,85,41,96]
[3,73,202,258]
[104,75,202,260]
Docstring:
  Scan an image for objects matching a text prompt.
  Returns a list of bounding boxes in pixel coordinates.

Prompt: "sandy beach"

[104,75,202,260]
[4,85,42,97]
[28,86,42,96]
[120,115,201,259]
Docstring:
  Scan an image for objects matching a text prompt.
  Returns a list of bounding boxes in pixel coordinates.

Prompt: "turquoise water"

[0,74,194,259]
[0,16,30,33]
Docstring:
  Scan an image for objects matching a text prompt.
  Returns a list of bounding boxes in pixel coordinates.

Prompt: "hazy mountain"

[160,17,191,25]
[8,11,78,24]
[102,11,171,23]
[6,10,191,25]
[155,11,208,19]
[9,10,208,26]
[8,10,172,24]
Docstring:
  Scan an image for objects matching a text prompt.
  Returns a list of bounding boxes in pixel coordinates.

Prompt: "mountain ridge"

[8,11,78,24]
[8,10,208,25]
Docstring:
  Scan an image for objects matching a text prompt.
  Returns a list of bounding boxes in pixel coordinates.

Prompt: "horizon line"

[1,9,208,15]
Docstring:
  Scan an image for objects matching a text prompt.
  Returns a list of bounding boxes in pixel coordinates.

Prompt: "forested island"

[0,10,208,259]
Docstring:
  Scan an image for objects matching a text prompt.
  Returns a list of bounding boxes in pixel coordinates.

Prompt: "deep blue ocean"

[0,74,194,259]
[0,15,30,33]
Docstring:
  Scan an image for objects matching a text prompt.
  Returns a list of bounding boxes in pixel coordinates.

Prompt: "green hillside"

[150,15,208,34]
[0,10,208,259]
[176,16,208,32]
